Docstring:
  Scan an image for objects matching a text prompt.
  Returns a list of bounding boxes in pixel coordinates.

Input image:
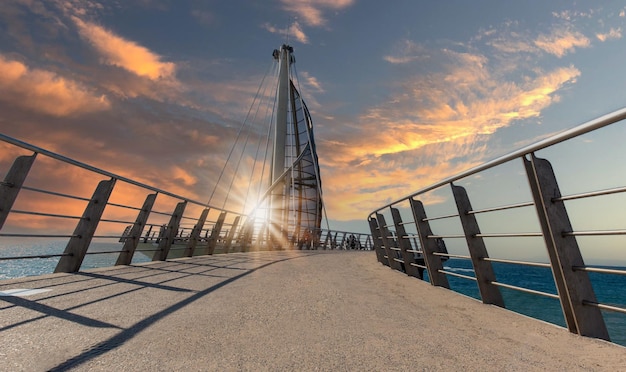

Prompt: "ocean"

[1,242,625,347]
[439,259,626,347]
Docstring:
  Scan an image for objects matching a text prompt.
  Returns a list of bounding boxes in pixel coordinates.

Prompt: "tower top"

[272,44,295,63]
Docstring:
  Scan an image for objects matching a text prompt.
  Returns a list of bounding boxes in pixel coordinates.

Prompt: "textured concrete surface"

[1,251,624,371]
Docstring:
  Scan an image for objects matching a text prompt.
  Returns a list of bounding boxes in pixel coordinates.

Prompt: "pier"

[2,251,624,371]
[2,43,626,370]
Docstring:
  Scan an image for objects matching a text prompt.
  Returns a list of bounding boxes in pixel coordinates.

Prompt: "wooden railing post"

[322,230,330,250]
[55,178,116,273]
[524,154,609,340]
[0,154,37,230]
[223,216,240,253]
[451,184,504,307]
[153,201,187,261]
[207,211,227,255]
[409,198,449,288]
[115,193,156,265]
[184,208,209,257]
[368,216,386,265]
[391,208,422,279]
[376,213,402,271]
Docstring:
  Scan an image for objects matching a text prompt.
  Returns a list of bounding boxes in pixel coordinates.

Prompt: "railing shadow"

[43,252,320,371]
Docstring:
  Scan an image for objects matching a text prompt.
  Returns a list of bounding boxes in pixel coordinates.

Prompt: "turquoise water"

[437,259,626,347]
[0,239,150,280]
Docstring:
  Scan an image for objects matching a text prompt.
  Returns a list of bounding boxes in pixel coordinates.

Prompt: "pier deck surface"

[1,251,624,371]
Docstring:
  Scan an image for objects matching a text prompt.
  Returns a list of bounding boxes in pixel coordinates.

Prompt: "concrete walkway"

[1,251,624,371]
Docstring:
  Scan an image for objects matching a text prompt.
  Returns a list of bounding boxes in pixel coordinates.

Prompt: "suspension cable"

[206,60,274,206]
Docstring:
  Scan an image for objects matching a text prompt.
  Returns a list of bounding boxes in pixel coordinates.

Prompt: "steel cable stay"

[206,59,276,208]
[221,61,279,211]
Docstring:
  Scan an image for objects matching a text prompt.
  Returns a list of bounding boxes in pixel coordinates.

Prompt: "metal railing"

[368,107,626,345]
[0,133,370,279]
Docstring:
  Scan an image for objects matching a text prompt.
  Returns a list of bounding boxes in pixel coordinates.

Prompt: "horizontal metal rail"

[434,252,471,260]
[555,185,626,202]
[21,185,91,202]
[583,301,626,315]
[423,213,459,222]
[573,266,626,276]
[84,250,125,255]
[563,230,626,237]
[467,201,535,215]
[439,269,477,281]
[433,252,472,260]
[409,262,427,269]
[0,253,71,261]
[427,234,465,239]
[490,281,559,299]
[475,232,543,238]
[106,202,143,211]
[99,218,135,224]
[0,233,77,238]
[10,210,82,220]
[482,257,552,268]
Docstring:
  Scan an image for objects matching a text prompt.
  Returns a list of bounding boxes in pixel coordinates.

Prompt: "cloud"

[73,17,176,81]
[279,0,355,27]
[299,71,324,93]
[596,27,622,41]
[383,40,429,64]
[317,30,583,219]
[0,54,110,116]
[534,28,591,57]
[263,22,309,44]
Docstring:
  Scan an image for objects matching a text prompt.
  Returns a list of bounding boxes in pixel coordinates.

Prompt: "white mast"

[270,44,293,235]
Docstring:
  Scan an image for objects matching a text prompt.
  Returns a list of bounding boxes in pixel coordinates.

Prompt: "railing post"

[391,208,422,279]
[339,232,347,249]
[238,218,254,252]
[207,211,227,255]
[322,230,330,250]
[409,198,449,288]
[376,213,402,271]
[368,216,387,265]
[223,216,240,253]
[184,208,209,257]
[451,184,504,307]
[0,154,37,230]
[524,154,609,340]
[115,193,156,265]
[153,201,187,261]
[55,178,116,273]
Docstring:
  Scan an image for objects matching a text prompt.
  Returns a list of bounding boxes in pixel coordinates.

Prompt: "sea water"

[0,239,150,280]
[438,259,626,347]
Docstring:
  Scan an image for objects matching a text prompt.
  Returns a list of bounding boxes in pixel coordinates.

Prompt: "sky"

[2,0,626,243]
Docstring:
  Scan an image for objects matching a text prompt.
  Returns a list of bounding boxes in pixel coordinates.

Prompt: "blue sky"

[1,0,626,241]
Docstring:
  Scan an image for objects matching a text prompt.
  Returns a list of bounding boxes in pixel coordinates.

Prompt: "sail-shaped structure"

[266,44,324,247]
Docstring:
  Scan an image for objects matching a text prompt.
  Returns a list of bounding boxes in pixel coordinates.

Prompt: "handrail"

[367,107,626,345]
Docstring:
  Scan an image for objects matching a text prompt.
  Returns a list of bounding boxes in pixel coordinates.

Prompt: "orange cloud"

[280,0,355,26]
[596,27,622,41]
[534,28,590,57]
[0,54,110,116]
[263,22,309,44]
[73,17,176,81]
[315,44,581,220]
